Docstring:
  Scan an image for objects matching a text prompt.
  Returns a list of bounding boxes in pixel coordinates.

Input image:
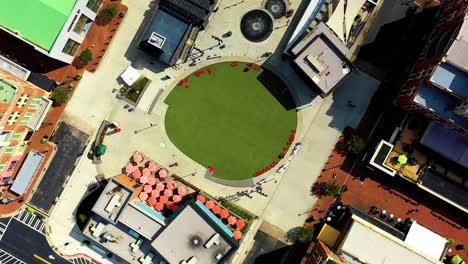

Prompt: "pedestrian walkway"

[70,256,96,264]
[0,249,27,264]
[13,209,46,235]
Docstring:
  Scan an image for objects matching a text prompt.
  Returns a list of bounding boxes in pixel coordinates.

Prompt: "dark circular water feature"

[264,0,287,19]
[240,9,274,42]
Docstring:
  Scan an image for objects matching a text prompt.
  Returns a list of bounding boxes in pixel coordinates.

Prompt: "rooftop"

[151,201,235,264]
[413,84,468,130]
[430,62,468,98]
[444,13,468,71]
[0,0,77,51]
[0,79,17,104]
[290,23,353,95]
[10,151,44,195]
[0,54,30,80]
[92,178,134,224]
[28,97,53,131]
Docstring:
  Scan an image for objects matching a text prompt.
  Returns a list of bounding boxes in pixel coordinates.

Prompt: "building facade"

[0,69,52,183]
[395,0,468,136]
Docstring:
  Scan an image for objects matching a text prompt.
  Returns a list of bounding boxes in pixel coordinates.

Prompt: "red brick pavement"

[0,1,128,215]
[307,132,468,258]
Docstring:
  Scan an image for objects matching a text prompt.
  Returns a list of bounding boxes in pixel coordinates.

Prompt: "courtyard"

[165,62,297,181]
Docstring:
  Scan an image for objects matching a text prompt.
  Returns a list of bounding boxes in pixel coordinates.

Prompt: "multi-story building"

[0,0,104,64]
[395,0,468,136]
[0,69,52,188]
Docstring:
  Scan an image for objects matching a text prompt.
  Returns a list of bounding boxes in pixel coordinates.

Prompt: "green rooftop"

[0,79,17,105]
[0,0,77,51]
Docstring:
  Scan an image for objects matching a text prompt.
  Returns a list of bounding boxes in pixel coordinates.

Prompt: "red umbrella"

[147,176,156,186]
[197,195,206,203]
[148,162,158,172]
[154,202,164,211]
[228,216,237,225]
[133,153,143,163]
[142,168,151,177]
[159,196,169,203]
[147,197,157,206]
[156,182,164,191]
[132,169,142,179]
[158,169,168,178]
[125,163,135,174]
[139,192,148,201]
[139,175,149,184]
[212,204,221,214]
[219,209,229,219]
[166,181,175,190]
[172,195,181,203]
[171,205,179,212]
[208,166,215,173]
[144,185,153,193]
[151,189,160,198]
[233,230,242,240]
[236,219,246,230]
[164,189,173,196]
[205,200,214,209]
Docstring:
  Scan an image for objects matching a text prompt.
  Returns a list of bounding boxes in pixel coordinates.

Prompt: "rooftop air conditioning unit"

[148,32,166,49]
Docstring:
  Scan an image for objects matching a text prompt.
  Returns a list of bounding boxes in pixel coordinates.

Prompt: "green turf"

[165,62,297,180]
[0,0,77,50]
[0,79,17,104]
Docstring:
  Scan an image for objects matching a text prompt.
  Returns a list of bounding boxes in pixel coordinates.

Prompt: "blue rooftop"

[430,63,468,98]
[420,122,468,168]
[195,200,234,237]
[135,201,166,223]
[11,151,44,195]
[414,84,468,129]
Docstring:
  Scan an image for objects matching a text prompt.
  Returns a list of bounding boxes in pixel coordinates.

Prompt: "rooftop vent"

[190,235,202,248]
[148,32,166,49]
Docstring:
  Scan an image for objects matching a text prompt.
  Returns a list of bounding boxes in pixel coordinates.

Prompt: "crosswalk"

[70,257,95,264]
[0,218,11,241]
[13,209,46,235]
[0,249,27,264]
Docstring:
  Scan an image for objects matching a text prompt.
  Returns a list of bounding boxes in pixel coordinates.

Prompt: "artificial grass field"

[165,62,297,180]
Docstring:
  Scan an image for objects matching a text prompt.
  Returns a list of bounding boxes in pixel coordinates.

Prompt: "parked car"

[277,160,290,173]
[291,142,302,157]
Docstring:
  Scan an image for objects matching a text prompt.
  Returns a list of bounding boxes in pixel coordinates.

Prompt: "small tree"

[99,4,119,25]
[455,244,466,250]
[50,85,71,105]
[74,73,82,80]
[297,227,315,243]
[79,49,93,66]
[323,180,341,198]
[348,134,366,155]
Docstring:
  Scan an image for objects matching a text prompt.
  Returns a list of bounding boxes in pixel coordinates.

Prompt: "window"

[0,162,5,173]
[11,132,23,142]
[62,39,81,56]
[4,146,15,155]
[29,97,41,109]
[73,15,93,36]
[86,0,104,13]
[312,249,323,264]
[16,94,30,108]
[7,160,18,172]
[7,112,20,125]
[20,112,33,125]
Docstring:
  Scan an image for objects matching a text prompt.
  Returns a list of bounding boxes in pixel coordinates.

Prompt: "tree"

[348,134,366,155]
[323,180,341,198]
[297,226,315,243]
[50,85,71,105]
[98,4,119,25]
[79,48,93,66]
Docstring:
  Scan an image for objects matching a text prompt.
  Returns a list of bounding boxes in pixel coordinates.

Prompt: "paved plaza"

[47,0,379,263]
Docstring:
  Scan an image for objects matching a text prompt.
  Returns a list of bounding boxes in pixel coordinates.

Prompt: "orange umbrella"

[219,209,229,219]
[144,185,153,193]
[164,189,173,197]
[148,162,158,172]
[139,192,148,201]
[142,168,151,177]
[125,163,135,174]
[233,230,242,240]
[151,190,160,198]
[154,202,164,211]
[205,200,214,209]
[132,169,142,179]
[147,197,157,206]
[139,175,149,184]
[197,195,206,203]
[166,181,175,190]
[172,195,182,202]
[147,176,156,186]
[236,219,246,230]
[159,196,169,204]
[133,153,143,163]
[156,183,164,191]
[158,169,168,178]
[212,204,221,214]
[228,216,237,225]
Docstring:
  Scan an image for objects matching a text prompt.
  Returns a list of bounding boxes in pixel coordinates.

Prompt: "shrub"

[50,85,71,105]
[99,4,119,25]
[447,238,455,246]
[220,200,254,221]
[119,11,125,18]
[126,77,150,102]
[78,213,88,223]
[455,244,466,250]
[287,226,315,243]
[74,74,82,80]
[348,134,366,155]
[79,48,93,66]
[226,31,232,37]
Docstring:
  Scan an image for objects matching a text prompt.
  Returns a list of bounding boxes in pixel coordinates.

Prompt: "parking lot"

[29,122,89,215]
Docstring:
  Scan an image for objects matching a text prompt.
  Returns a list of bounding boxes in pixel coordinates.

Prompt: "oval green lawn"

[165,62,297,180]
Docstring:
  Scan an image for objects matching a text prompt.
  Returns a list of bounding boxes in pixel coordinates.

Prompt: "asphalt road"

[0,214,69,264]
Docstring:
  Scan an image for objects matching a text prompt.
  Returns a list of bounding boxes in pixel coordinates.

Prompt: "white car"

[277,161,290,173]
[207,54,221,59]
[291,142,302,157]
